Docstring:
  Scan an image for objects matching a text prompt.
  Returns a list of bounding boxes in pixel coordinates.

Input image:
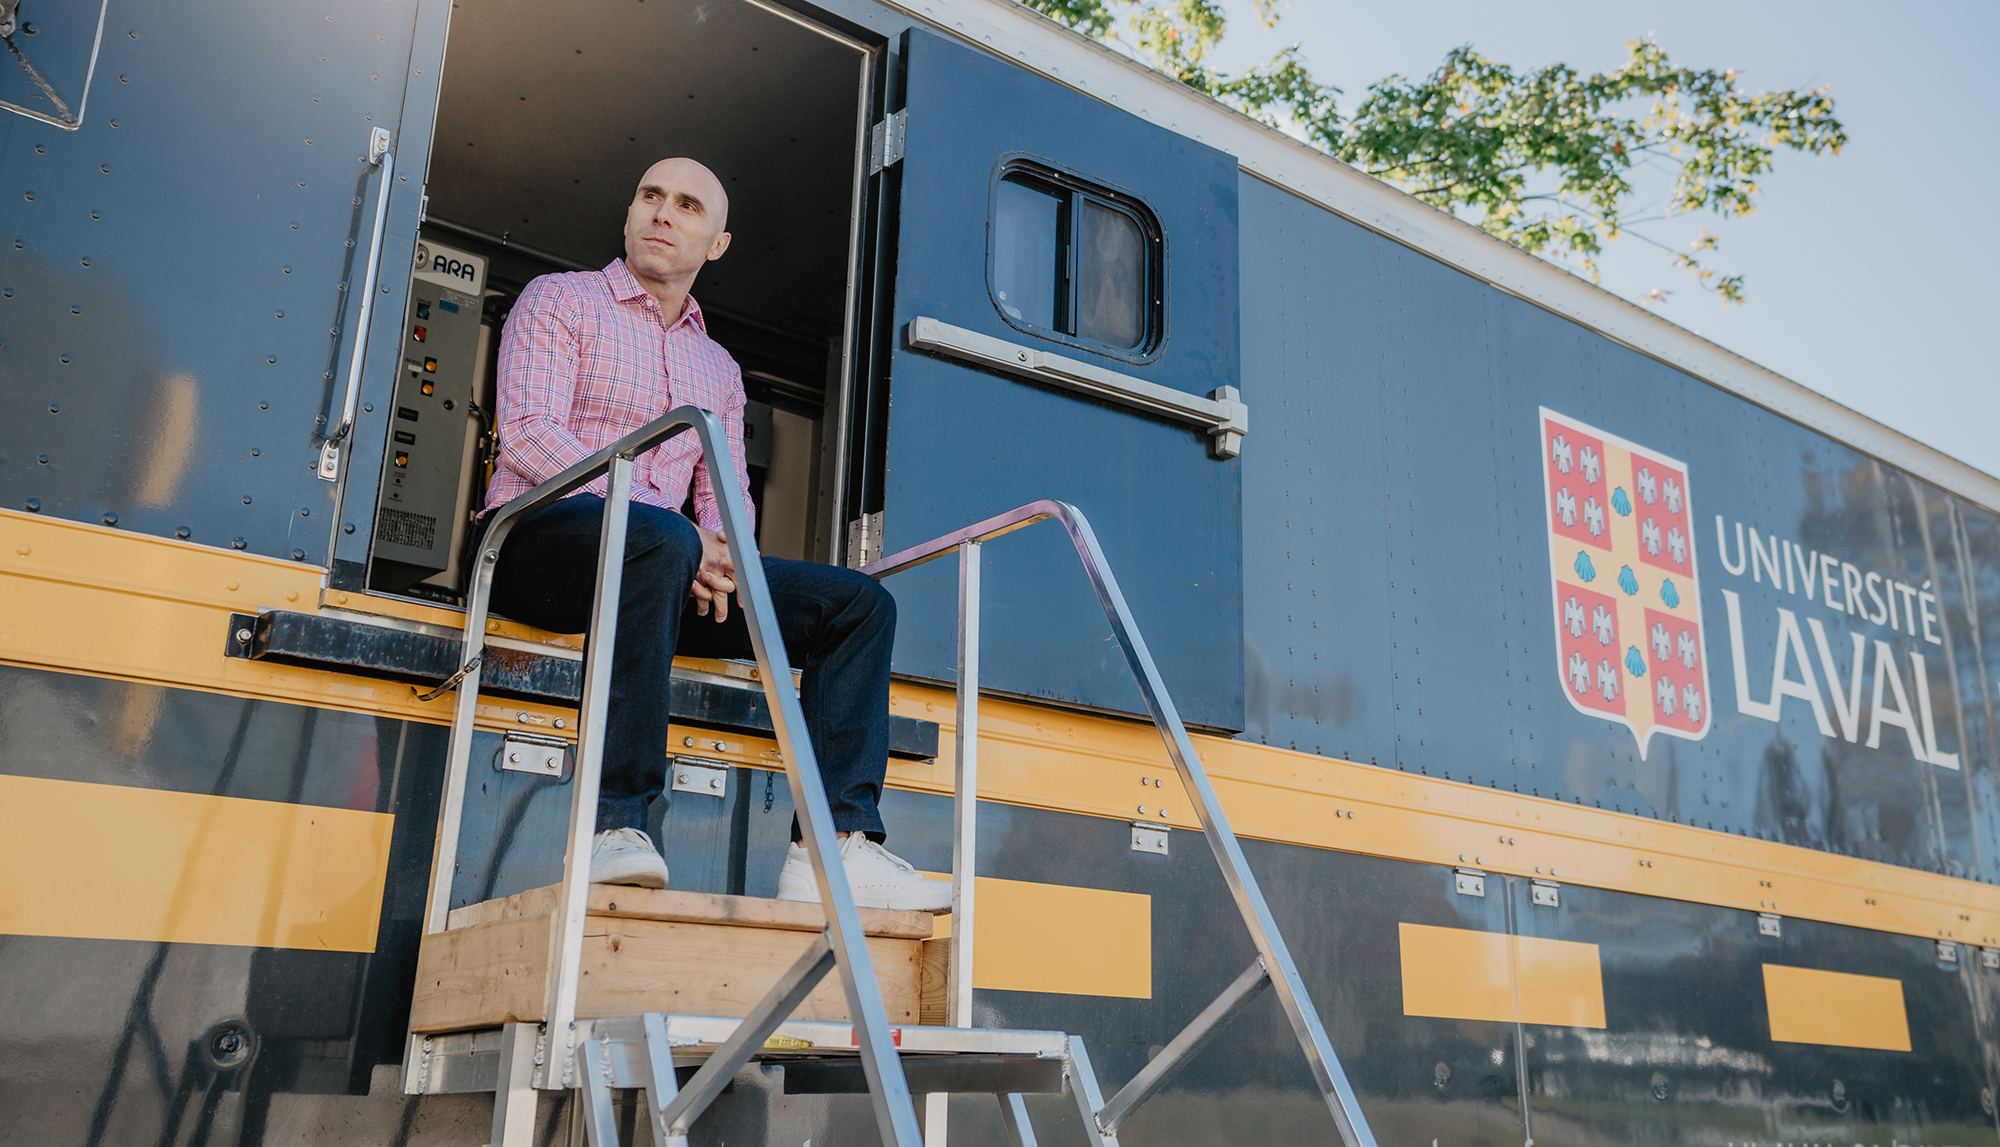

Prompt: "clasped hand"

[691,525,738,622]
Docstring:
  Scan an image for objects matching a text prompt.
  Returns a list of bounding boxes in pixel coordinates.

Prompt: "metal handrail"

[415,406,923,1147]
[862,500,1379,1147]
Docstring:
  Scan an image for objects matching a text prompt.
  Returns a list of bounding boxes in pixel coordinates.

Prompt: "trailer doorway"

[367,0,872,599]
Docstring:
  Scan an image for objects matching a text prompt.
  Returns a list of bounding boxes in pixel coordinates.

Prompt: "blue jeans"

[489,495,895,839]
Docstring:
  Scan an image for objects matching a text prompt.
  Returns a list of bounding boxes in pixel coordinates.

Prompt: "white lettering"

[1912,652,1959,769]
[1771,608,1835,737]
[1866,641,1926,759]
[1809,618,1865,742]
[1792,544,1820,601]
[1841,562,1863,615]
[1751,527,1783,585]
[1865,571,1888,626]
[1724,589,1780,720]
[1821,553,1843,609]
[1718,516,1748,575]
[1784,540,1798,595]
[1897,582,1919,634]
[1920,590,1941,645]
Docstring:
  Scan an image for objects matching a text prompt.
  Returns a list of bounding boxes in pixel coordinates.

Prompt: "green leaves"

[1020,1,1844,304]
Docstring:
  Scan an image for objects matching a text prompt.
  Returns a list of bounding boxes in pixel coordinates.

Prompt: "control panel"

[369,239,488,594]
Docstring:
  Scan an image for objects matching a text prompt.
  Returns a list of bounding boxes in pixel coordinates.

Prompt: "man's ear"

[707,231,732,261]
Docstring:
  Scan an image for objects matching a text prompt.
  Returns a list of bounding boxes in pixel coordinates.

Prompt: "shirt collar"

[605,258,709,335]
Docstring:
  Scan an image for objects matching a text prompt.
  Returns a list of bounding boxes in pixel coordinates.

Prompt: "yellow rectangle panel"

[1763,964,1910,1051]
[929,876,1151,999]
[1399,923,1606,1028]
[0,775,394,952]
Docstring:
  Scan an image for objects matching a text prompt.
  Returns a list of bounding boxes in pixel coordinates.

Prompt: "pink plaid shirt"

[484,259,754,534]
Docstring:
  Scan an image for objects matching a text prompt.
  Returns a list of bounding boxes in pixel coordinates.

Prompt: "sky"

[1173,0,2000,481]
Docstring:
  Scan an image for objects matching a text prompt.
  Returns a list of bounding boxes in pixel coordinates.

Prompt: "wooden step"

[410,885,938,1034]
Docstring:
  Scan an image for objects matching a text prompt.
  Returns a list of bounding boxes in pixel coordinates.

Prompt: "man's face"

[623,158,731,291]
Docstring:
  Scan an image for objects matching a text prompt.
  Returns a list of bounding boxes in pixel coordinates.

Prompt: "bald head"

[623,157,732,313]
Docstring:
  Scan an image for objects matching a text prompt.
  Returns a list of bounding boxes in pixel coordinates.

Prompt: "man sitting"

[483,157,949,912]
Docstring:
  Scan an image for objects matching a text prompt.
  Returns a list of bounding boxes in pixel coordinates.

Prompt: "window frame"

[984,154,1166,364]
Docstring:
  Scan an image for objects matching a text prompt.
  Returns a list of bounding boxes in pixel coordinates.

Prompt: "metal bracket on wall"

[1530,879,1560,908]
[1130,821,1169,855]
[906,316,1249,459]
[1454,869,1486,898]
[670,757,729,797]
[869,109,907,174]
[1758,913,1783,938]
[502,733,565,778]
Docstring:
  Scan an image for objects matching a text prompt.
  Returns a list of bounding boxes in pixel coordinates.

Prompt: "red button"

[413,326,427,342]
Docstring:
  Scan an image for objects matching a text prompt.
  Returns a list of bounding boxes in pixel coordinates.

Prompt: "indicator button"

[394,452,409,468]
[420,381,434,395]
[416,302,431,319]
[412,325,427,342]
[423,358,437,373]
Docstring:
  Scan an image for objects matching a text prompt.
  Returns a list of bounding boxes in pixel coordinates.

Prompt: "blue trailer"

[4,0,2000,1143]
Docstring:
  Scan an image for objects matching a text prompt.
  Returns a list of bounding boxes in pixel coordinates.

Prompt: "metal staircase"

[399,407,1377,1147]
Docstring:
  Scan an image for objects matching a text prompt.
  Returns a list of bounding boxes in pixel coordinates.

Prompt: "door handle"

[905,316,1248,458]
[318,126,396,482]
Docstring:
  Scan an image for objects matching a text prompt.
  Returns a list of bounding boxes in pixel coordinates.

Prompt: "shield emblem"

[1540,408,1711,756]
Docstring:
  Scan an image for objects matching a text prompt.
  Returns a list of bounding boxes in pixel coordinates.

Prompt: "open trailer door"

[874,26,1245,730]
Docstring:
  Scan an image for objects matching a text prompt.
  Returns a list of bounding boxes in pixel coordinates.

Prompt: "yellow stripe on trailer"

[1762,964,1911,1051]
[929,875,1152,999]
[0,775,393,952]
[1398,922,1606,1028]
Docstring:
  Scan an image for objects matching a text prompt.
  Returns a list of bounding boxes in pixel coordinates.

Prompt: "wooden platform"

[410,884,939,1034]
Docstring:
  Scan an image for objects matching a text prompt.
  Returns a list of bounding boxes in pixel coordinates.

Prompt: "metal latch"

[1530,879,1560,908]
[1938,940,1961,965]
[869,109,907,175]
[1758,912,1782,938]
[846,511,883,569]
[671,757,729,797]
[1983,947,2000,970]
[1130,821,1169,855]
[1454,869,1486,898]
[502,732,565,777]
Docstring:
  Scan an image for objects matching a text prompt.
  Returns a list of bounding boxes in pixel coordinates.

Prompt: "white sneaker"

[775,834,952,912]
[589,827,669,888]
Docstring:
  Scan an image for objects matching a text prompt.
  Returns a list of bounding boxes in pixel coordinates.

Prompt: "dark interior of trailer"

[369,0,867,600]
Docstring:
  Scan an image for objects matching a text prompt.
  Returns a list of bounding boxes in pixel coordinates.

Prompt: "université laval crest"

[1539,409,1713,757]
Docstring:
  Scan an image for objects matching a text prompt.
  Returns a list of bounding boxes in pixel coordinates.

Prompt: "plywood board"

[445,883,935,939]
[411,910,924,1033]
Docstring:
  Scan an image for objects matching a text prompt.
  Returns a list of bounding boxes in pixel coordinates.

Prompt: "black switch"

[394,431,416,445]
[397,407,419,421]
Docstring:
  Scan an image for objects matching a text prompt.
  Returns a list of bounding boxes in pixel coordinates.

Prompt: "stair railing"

[417,406,924,1147]
[862,500,1379,1147]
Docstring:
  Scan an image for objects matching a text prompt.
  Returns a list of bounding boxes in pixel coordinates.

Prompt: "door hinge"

[869,109,907,175]
[846,511,883,569]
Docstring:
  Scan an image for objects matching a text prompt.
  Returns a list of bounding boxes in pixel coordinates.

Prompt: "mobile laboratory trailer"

[5,0,2000,1143]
